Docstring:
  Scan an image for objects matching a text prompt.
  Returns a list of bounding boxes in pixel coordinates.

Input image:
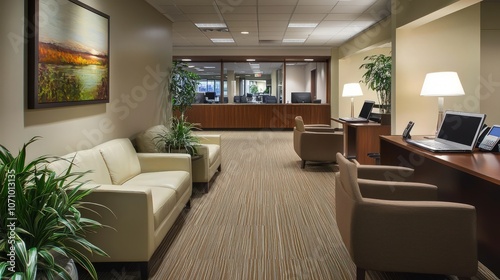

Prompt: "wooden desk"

[183,104,330,129]
[332,118,390,164]
[380,135,500,276]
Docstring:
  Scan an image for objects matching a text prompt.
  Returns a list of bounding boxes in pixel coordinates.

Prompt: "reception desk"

[182,103,331,129]
[380,135,500,276]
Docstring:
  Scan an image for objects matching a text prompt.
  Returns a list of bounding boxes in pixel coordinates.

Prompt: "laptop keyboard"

[409,139,457,150]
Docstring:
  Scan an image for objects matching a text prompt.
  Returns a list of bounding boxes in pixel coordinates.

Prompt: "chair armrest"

[354,199,477,276]
[304,127,343,133]
[357,178,437,201]
[137,153,191,173]
[357,165,414,181]
[196,134,221,145]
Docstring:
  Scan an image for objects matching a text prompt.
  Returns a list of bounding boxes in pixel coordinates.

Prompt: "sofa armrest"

[357,179,437,201]
[136,153,191,173]
[196,134,221,146]
[80,184,155,261]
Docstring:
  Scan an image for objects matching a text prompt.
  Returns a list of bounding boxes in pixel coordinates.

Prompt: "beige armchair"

[293,116,343,168]
[335,153,478,279]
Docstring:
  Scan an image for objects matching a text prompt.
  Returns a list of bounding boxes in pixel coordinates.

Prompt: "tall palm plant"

[359,54,392,113]
[0,137,108,280]
[159,61,201,156]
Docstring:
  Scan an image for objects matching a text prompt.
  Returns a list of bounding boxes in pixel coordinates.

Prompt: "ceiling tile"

[258,0,299,5]
[258,14,292,21]
[324,13,358,20]
[226,21,259,28]
[289,14,326,21]
[258,5,295,14]
[294,6,334,13]
[297,0,339,5]
[223,13,257,21]
[258,21,288,28]
[332,5,369,14]
[178,5,219,14]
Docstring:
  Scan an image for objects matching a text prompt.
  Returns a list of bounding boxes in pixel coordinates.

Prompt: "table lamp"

[342,83,363,117]
[420,71,465,133]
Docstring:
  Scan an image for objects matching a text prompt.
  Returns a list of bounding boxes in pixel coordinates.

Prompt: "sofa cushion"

[204,144,220,166]
[149,187,177,229]
[136,125,168,153]
[47,150,112,185]
[96,138,141,185]
[123,171,191,201]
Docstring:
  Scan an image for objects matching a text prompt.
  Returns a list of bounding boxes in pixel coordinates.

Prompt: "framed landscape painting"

[28,0,110,109]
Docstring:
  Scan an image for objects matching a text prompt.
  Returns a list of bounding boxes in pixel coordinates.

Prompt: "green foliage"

[169,62,200,117]
[359,54,392,112]
[0,137,108,280]
[154,117,200,156]
[249,84,258,94]
[38,65,83,103]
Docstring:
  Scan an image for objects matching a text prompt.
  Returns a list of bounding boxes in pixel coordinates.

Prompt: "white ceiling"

[145,0,391,48]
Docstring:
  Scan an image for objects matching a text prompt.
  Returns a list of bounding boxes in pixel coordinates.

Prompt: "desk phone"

[479,125,500,151]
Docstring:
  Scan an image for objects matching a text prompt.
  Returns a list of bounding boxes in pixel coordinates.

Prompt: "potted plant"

[156,62,201,156]
[0,137,108,280]
[359,54,392,113]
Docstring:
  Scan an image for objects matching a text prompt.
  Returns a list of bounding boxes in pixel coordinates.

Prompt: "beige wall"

[395,4,481,135]
[0,0,172,158]
[480,1,500,125]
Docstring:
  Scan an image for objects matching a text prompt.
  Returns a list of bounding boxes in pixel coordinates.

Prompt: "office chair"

[335,153,478,280]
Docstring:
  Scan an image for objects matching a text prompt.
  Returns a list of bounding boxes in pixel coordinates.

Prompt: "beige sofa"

[136,125,221,192]
[48,138,192,277]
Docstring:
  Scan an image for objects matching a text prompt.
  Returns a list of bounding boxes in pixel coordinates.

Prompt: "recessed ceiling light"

[181,58,191,62]
[241,31,250,35]
[304,58,314,62]
[283,39,306,43]
[188,65,195,68]
[288,23,318,28]
[195,23,227,28]
[204,66,216,69]
[246,58,255,61]
[211,38,235,43]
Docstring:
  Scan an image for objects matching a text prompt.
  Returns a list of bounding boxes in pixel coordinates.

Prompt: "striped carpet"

[84,130,498,280]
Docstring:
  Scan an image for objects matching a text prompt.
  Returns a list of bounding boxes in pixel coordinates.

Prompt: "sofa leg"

[356,267,365,280]
[185,198,191,209]
[139,262,148,280]
[204,182,210,193]
[217,164,221,172]
[301,160,306,169]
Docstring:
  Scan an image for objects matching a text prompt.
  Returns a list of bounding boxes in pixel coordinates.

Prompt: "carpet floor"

[81,130,498,280]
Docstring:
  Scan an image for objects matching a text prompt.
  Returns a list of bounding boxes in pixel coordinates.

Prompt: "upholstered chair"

[335,153,478,280]
[293,116,343,168]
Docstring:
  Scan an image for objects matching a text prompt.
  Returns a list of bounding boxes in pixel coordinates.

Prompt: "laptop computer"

[406,111,486,152]
[339,100,375,123]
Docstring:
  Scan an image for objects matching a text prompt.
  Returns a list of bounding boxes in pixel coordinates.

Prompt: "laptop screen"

[437,111,486,147]
[358,101,375,118]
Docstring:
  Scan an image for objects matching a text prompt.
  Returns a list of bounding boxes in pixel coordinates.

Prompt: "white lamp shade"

[342,83,363,97]
[420,72,465,97]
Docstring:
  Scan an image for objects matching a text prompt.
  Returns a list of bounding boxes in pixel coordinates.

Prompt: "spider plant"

[154,117,200,156]
[0,137,108,280]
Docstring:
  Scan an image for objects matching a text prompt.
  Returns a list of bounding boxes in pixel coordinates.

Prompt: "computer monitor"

[291,92,312,103]
[205,92,216,100]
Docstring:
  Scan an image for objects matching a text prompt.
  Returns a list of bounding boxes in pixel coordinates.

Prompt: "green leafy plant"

[169,61,200,119]
[359,54,392,113]
[161,61,202,156]
[0,137,108,280]
[155,117,200,156]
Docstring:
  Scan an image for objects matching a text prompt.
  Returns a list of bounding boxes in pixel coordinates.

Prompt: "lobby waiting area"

[2,0,500,279]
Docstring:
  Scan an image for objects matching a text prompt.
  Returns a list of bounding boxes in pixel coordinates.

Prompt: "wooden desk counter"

[183,103,331,129]
[380,135,500,276]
